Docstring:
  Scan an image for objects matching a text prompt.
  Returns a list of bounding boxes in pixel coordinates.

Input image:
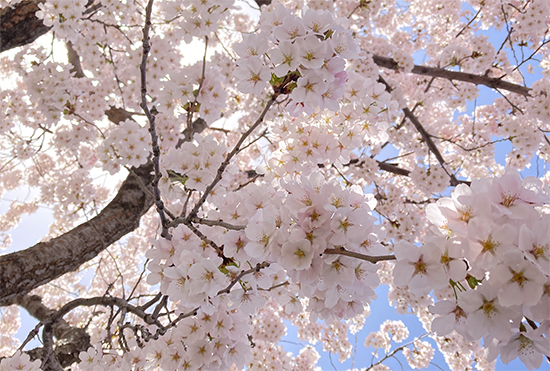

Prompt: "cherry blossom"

[0,0,549,370]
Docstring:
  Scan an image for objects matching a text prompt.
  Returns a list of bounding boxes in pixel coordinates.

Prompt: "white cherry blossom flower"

[518,215,550,275]
[459,283,521,342]
[234,56,271,95]
[393,240,447,297]
[268,40,300,77]
[297,35,328,70]
[290,71,328,108]
[499,325,550,371]
[234,34,268,58]
[280,239,314,270]
[491,250,546,307]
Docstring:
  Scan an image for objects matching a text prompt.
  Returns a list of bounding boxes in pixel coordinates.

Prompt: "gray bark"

[14,295,91,369]
[0,163,155,306]
[0,0,49,53]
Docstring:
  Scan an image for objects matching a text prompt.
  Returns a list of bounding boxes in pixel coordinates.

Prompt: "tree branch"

[0,0,101,53]
[323,247,396,264]
[371,54,531,97]
[140,0,171,239]
[11,295,90,368]
[0,0,49,53]
[0,164,155,306]
[377,75,468,187]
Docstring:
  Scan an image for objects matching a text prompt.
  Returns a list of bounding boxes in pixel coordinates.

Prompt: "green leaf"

[167,170,188,185]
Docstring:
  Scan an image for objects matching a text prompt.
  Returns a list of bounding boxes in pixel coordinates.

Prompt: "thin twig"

[186,36,209,134]
[186,93,279,220]
[190,217,246,230]
[323,246,396,264]
[455,5,483,37]
[184,221,225,256]
[370,54,531,96]
[217,262,270,295]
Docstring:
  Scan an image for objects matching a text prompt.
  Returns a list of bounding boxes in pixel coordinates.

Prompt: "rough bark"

[0,163,155,306]
[0,0,49,53]
[371,54,532,97]
[14,295,91,369]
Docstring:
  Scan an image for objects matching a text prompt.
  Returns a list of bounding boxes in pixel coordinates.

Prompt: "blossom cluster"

[393,170,550,369]
[159,62,229,124]
[234,5,362,116]
[159,133,227,195]
[262,76,399,179]
[173,0,235,43]
[35,0,87,42]
[97,119,151,173]
[76,301,252,371]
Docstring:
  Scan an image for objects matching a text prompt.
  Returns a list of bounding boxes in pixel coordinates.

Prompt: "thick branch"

[14,295,90,368]
[0,0,49,53]
[0,0,100,53]
[66,41,85,78]
[376,161,411,177]
[378,75,466,187]
[0,163,155,306]
[0,112,209,306]
[371,54,531,97]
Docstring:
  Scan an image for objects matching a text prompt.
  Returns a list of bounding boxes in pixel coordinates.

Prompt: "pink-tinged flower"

[36,4,57,27]
[224,342,252,370]
[229,288,265,315]
[499,325,550,371]
[302,8,333,34]
[518,215,550,275]
[323,281,353,309]
[268,40,301,77]
[290,71,328,108]
[273,15,306,40]
[163,263,190,302]
[352,261,380,291]
[427,236,468,282]
[467,219,516,272]
[328,31,360,59]
[319,80,344,112]
[296,204,331,231]
[188,257,228,297]
[187,339,213,366]
[221,230,249,261]
[234,34,268,58]
[244,210,277,259]
[322,256,355,286]
[491,250,546,307]
[525,278,550,322]
[179,318,206,344]
[260,4,291,32]
[329,207,371,246]
[297,36,328,70]
[430,300,472,339]
[393,241,447,297]
[286,100,312,117]
[459,283,521,342]
[428,183,492,235]
[489,171,543,220]
[280,239,314,270]
[318,56,345,82]
[234,56,271,95]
